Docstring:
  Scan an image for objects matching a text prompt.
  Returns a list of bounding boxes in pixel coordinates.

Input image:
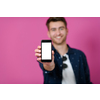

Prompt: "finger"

[37,46,41,50]
[35,49,41,53]
[35,53,41,57]
[52,50,54,55]
[37,58,45,64]
[52,55,54,61]
[37,58,42,62]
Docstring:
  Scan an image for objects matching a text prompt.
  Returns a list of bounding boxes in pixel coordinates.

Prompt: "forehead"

[49,21,65,29]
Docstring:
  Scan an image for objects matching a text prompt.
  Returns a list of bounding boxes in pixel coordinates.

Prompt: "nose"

[56,29,61,36]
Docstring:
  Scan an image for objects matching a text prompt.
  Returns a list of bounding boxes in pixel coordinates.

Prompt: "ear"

[47,31,50,38]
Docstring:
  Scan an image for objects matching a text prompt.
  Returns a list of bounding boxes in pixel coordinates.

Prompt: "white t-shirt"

[61,54,76,84]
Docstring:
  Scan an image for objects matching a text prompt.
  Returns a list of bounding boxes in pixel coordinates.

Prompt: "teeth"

[56,37,61,39]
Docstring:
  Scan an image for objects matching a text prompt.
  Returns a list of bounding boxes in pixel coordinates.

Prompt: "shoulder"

[71,47,86,58]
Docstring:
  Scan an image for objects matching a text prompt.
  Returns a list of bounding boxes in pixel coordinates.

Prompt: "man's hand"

[35,46,55,71]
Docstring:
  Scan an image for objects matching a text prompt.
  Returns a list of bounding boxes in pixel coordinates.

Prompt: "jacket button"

[45,71,47,74]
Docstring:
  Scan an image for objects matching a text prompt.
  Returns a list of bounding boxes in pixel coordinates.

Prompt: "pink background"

[0,17,100,84]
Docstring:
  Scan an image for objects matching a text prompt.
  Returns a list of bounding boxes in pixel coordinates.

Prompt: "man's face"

[48,21,68,45]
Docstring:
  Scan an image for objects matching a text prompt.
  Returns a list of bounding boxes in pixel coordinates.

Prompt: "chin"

[53,41,64,45]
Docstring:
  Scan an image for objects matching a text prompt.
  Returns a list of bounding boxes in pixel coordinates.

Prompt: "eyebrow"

[59,26,65,29]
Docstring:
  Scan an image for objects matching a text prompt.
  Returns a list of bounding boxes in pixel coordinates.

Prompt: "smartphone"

[41,40,52,62]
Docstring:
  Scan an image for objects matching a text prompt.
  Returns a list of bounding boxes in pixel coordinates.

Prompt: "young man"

[35,17,92,84]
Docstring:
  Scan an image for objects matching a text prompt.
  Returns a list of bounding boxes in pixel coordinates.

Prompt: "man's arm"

[82,52,92,84]
[35,46,55,72]
[38,61,55,74]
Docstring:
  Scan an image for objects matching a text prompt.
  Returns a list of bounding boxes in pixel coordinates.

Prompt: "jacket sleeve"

[38,61,54,74]
[82,52,92,84]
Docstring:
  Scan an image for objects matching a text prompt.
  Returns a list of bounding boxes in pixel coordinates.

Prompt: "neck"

[53,42,68,56]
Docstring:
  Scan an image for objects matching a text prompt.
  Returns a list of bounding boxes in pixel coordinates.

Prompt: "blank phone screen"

[42,42,51,60]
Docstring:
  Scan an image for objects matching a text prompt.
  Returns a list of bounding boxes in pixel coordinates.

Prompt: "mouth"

[56,36,62,39]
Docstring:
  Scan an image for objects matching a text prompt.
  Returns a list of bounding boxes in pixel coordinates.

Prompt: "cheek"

[62,31,67,35]
[50,32,56,37]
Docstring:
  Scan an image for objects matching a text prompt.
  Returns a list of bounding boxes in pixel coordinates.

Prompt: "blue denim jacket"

[38,44,92,84]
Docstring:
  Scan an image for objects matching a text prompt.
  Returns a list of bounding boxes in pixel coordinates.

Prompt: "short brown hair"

[46,17,67,30]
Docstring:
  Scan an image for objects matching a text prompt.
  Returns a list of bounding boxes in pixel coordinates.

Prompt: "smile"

[56,36,62,39]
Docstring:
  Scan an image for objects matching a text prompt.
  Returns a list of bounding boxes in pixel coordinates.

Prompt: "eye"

[60,28,63,30]
[52,29,56,31]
